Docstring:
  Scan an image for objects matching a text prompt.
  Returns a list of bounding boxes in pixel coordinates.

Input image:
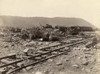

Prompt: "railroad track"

[0,37,83,60]
[0,37,95,74]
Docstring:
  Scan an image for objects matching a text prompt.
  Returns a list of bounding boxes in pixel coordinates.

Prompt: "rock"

[44,70,49,74]
[23,48,34,56]
[35,56,42,60]
[84,52,94,55]
[0,68,5,73]
[66,59,69,61]
[84,48,91,51]
[38,42,43,45]
[16,52,26,59]
[78,56,82,60]
[22,68,27,72]
[47,59,53,62]
[72,64,79,68]
[24,41,36,47]
[73,47,80,50]
[32,71,35,74]
[81,68,85,71]
[82,60,89,65]
[1,59,13,64]
[35,71,43,74]
[48,71,54,74]
[8,53,16,56]
[96,44,100,49]
[26,66,33,71]
[45,42,50,45]
[17,62,24,67]
[4,45,9,48]
[6,69,14,74]
[39,38,43,41]
[85,68,91,73]
[26,39,31,42]
[89,58,95,62]
[56,61,62,65]
[65,57,70,61]
[52,52,58,55]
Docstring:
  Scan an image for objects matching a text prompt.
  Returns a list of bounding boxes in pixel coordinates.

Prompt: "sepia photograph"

[0,0,100,74]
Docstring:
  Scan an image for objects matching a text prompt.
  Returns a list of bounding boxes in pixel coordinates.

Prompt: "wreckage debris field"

[0,26,99,74]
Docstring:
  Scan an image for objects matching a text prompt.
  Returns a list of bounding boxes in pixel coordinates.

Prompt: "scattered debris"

[0,26,99,74]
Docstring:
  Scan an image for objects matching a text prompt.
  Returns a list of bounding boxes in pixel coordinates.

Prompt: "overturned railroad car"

[67,26,94,35]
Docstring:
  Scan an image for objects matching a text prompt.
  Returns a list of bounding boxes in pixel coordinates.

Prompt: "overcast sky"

[0,0,100,28]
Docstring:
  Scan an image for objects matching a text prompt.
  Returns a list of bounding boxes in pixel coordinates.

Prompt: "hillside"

[0,16,95,28]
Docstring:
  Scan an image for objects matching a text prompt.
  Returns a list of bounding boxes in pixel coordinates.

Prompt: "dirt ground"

[90,31,100,74]
[0,31,100,74]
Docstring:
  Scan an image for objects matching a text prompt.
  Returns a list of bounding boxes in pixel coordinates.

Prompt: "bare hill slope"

[0,16,95,28]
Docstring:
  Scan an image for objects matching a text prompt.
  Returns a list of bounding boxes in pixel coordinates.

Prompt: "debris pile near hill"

[0,25,95,42]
